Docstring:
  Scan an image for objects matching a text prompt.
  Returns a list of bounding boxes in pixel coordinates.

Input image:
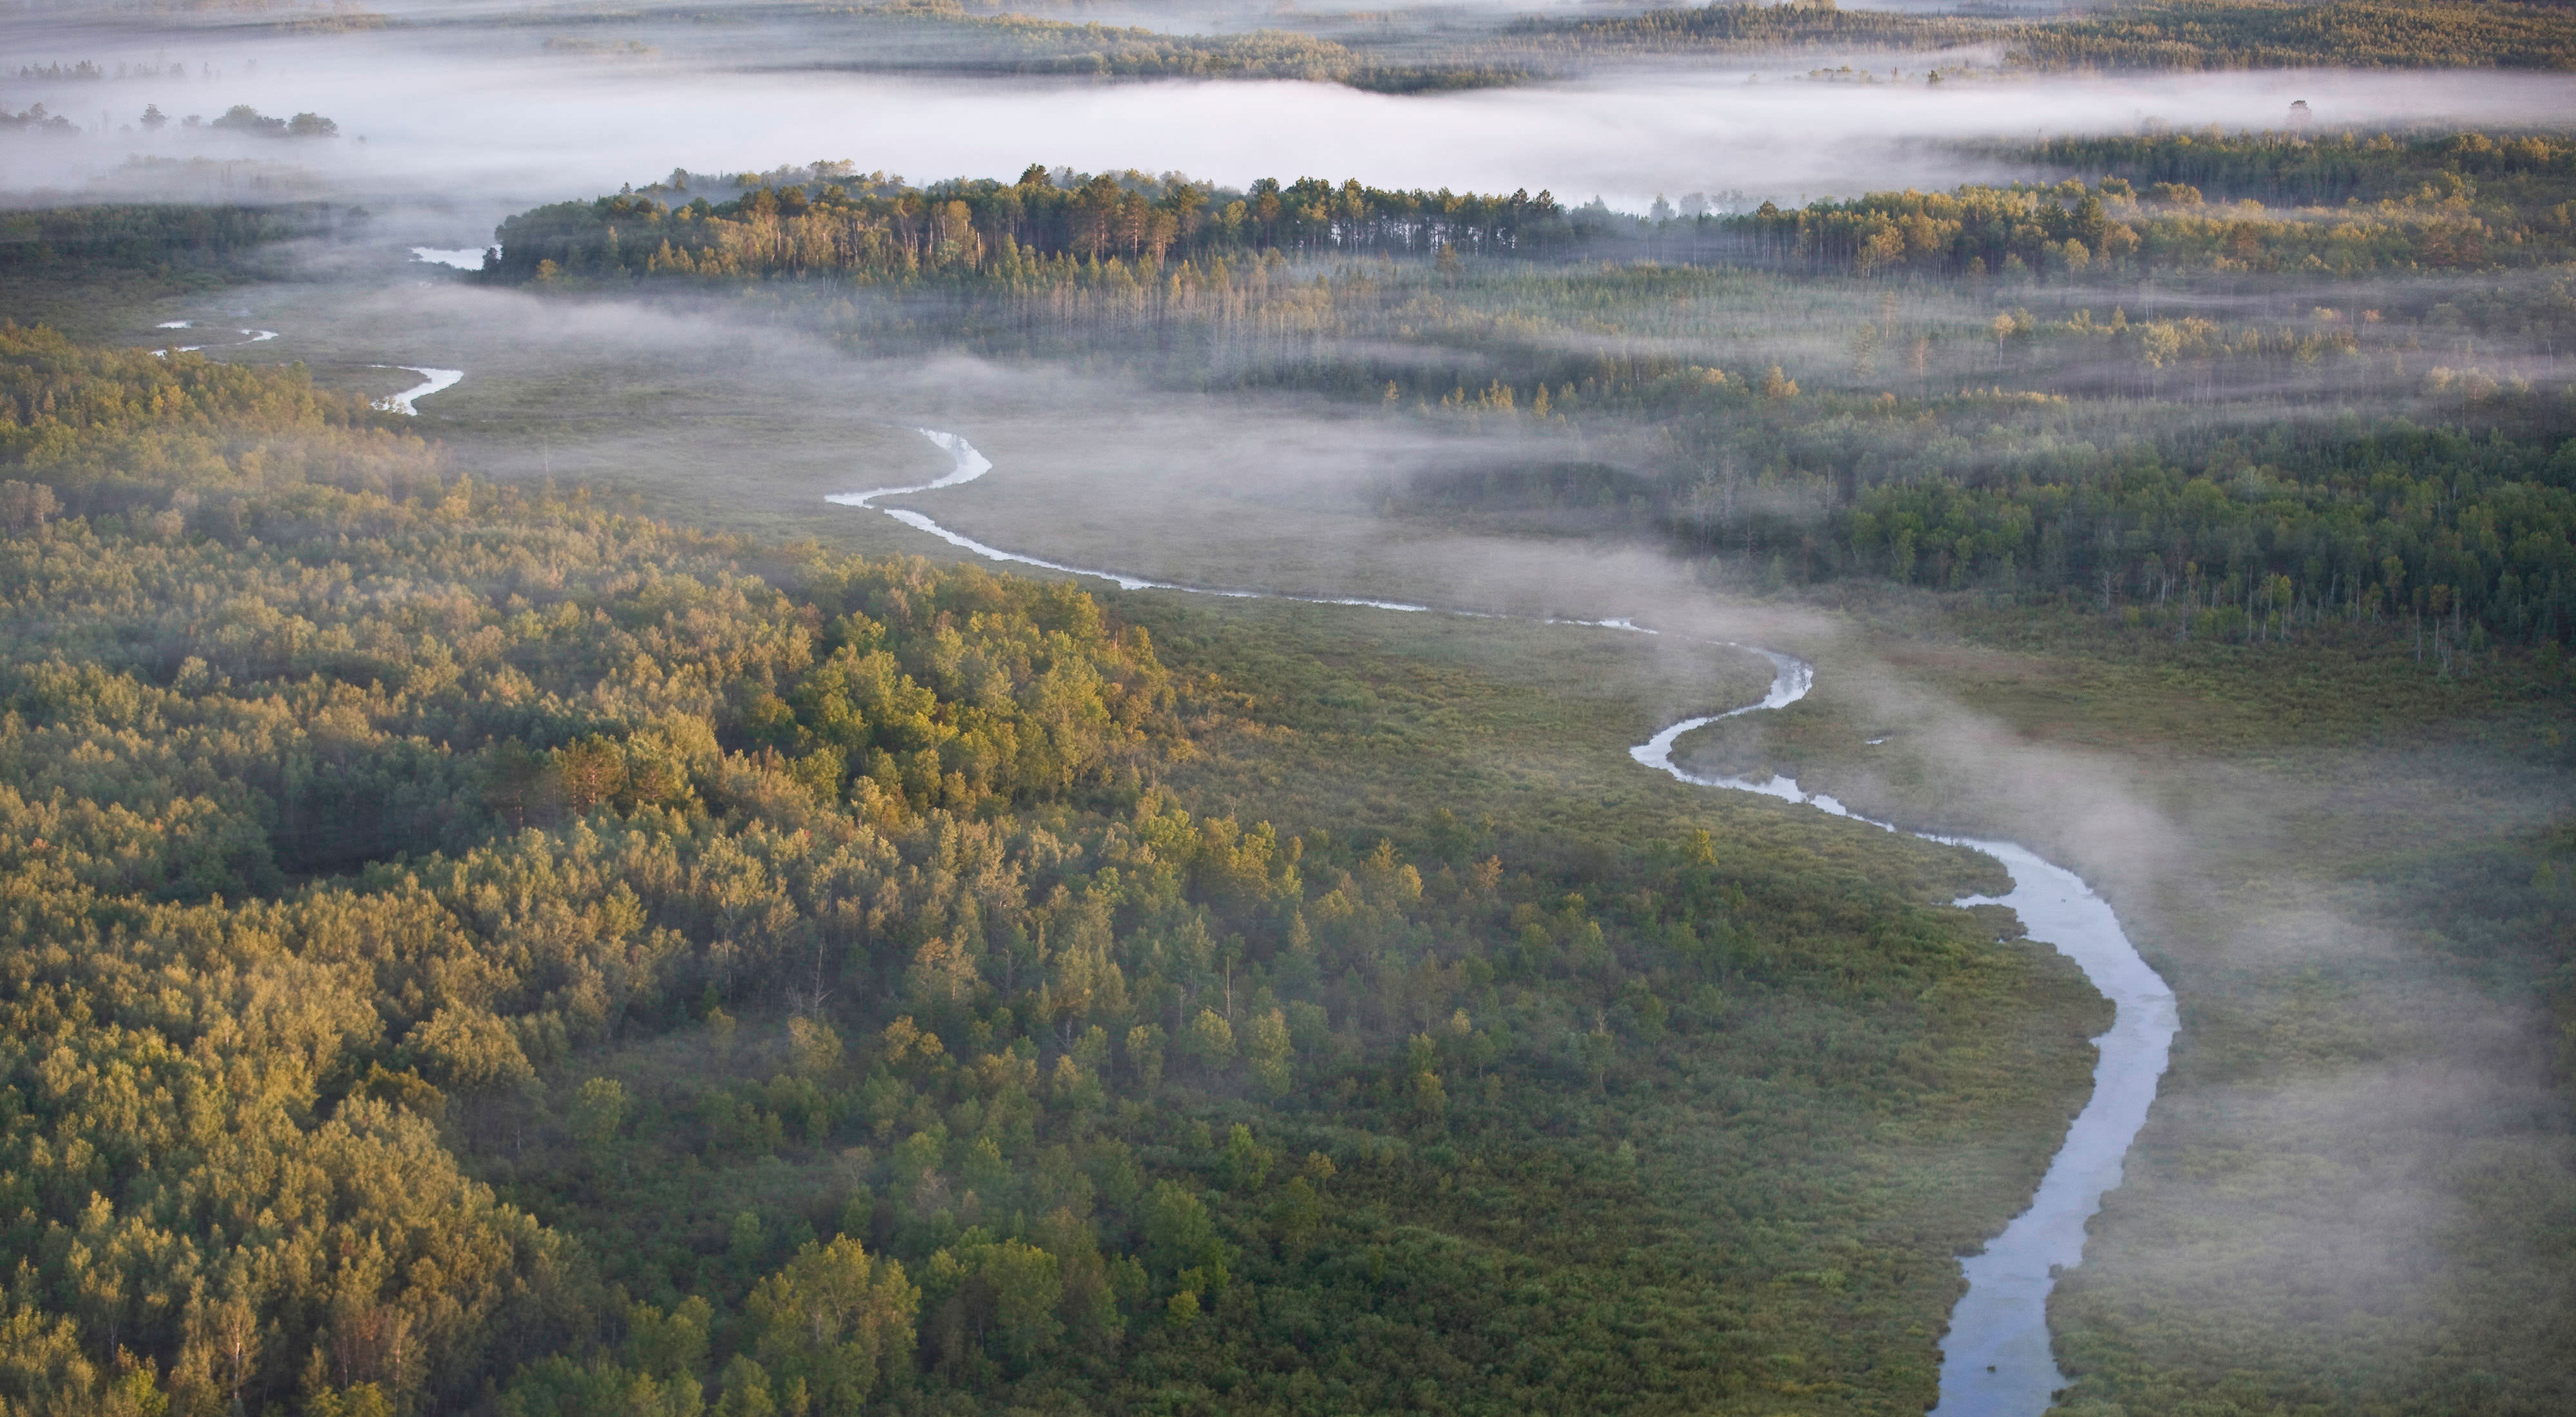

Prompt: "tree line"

[1727,171,2569,281]
[759,0,1531,93]
[484,168,1585,285]
[1495,0,2576,73]
[0,204,336,274]
[778,0,2576,92]
[2022,128,2576,210]
[484,128,2576,303]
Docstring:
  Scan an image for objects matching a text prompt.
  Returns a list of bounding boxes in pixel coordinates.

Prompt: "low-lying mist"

[7,13,2576,235]
[1667,651,2576,1403]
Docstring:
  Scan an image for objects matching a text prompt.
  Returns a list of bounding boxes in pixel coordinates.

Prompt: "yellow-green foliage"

[1735,172,2557,279]
[489,171,1578,285]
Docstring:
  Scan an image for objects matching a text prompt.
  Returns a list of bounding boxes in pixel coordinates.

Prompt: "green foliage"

[2029,127,2576,211]
[1743,415,2576,658]
[743,1237,916,1406]
[1738,131,2576,278]
[2013,0,2576,71]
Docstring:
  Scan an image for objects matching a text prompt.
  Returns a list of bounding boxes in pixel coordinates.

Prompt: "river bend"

[836,428,2179,1416]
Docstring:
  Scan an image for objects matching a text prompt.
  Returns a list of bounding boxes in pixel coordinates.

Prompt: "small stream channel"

[838,428,2181,1416]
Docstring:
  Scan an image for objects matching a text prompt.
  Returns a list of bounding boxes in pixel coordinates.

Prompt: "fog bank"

[6,17,2575,238]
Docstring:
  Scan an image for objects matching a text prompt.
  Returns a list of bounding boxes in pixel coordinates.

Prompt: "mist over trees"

[479,133,2575,663]
[482,128,2576,289]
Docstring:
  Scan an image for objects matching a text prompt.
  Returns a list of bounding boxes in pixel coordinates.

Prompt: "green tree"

[1219,1124,1274,1192]
[1244,1006,1294,1096]
[744,1237,919,1411]
[1141,1181,1227,1284]
[1186,1007,1235,1076]
[573,1077,628,1158]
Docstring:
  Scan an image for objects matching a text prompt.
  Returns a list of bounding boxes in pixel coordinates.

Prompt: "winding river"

[259,336,2166,1411]
[371,365,466,417]
[1636,716,2178,1414]
[145,321,459,418]
[150,321,278,357]
[837,427,2180,1416]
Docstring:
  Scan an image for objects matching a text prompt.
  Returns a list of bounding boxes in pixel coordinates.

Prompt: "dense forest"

[0,323,2110,1414]
[483,167,1589,283]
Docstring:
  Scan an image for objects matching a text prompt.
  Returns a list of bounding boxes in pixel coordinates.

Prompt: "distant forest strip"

[1499,0,2576,71]
[706,0,2576,90]
[0,323,2107,1416]
[42,0,2572,90]
[0,202,341,272]
[480,128,2576,292]
[755,1,1533,92]
[2024,127,2576,208]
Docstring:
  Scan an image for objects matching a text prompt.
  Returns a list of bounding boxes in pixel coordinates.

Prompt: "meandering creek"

[256,342,2167,1412]
[837,427,2181,1416]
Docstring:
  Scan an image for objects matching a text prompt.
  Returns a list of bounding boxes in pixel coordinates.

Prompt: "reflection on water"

[371,365,465,414]
[1634,690,2177,1417]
